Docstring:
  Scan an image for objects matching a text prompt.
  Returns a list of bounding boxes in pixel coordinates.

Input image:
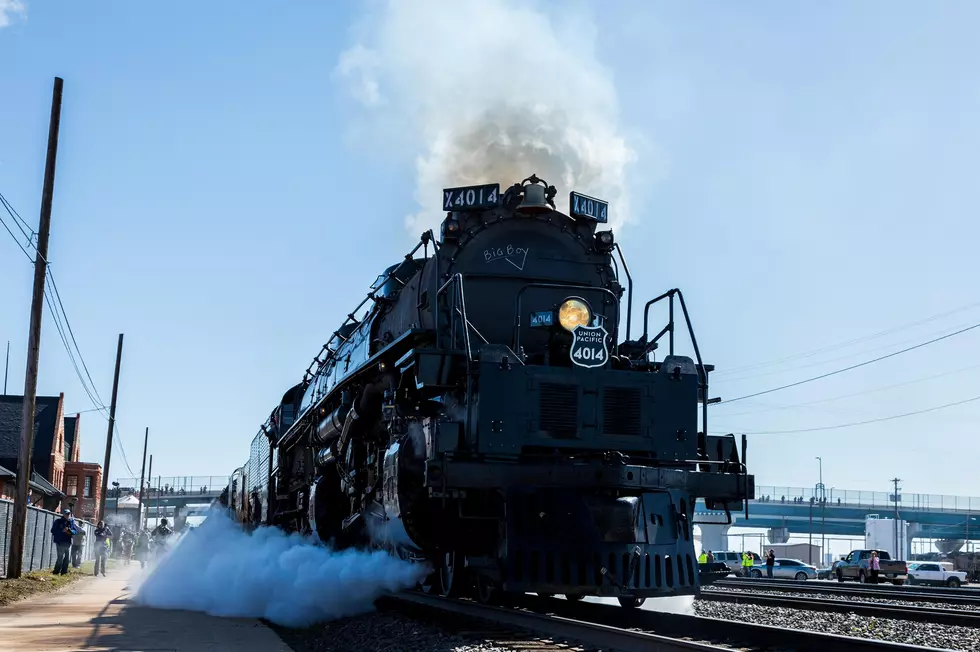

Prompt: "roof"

[0,394,62,467]
[0,462,65,496]
[30,471,64,497]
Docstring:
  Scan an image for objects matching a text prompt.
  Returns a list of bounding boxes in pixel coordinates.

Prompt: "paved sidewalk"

[0,565,293,651]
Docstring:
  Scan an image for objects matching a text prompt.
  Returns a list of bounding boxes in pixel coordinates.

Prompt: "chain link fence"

[0,499,97,578]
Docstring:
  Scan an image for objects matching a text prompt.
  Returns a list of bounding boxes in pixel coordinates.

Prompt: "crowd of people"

[49,509,177,576]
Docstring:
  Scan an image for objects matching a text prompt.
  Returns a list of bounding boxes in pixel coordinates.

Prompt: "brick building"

[0,393,101,515]
[0,394,68,491]
[63,461,102,520]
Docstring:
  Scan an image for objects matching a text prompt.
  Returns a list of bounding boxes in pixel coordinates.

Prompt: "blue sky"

[1,1,978,502]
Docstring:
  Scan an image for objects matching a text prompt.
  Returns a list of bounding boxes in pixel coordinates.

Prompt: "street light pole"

[817,456,825,565]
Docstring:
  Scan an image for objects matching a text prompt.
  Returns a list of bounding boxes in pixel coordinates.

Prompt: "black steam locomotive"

[224,175,753,606]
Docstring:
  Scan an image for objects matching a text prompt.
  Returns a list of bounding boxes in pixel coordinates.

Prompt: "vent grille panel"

[540,382,578,439]
[603,387,642,436]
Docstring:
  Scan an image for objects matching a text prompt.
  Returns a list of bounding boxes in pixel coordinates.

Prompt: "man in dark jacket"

[93,521,113,577]
[50,509,77,575]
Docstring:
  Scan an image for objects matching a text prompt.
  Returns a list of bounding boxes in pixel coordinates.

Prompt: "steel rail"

[720,576,980,595]
[701,589,980,627]
[383,591,954,652]
[381,592,728,652]
[711,578,980,606]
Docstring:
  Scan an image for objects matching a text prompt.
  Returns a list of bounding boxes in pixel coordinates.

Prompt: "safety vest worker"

[698,552,707,564]
[745,553,754,568]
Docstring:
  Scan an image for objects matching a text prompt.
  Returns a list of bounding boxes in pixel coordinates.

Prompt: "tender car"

[907,562,969,587]
[750,558,818,580]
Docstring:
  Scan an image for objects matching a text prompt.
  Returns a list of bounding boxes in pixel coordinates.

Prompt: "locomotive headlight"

[558,298,591,332]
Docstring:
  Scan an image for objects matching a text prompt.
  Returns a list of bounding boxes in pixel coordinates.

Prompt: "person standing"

[869,550,881,584]
[50,509,77,575]
[766,550,775,578]
[134,529,151,569]
[93,520,113,577]
[71,527,87,568]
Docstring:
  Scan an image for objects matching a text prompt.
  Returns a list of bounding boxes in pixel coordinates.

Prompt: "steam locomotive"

[223,175,754,606]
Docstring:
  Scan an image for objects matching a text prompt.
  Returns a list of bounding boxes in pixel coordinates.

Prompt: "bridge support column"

[906,522,922,559]
[172,505,185,531]
[698,524,731,553]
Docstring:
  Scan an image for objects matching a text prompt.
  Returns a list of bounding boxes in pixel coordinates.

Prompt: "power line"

[713,299,980,378]
[1,188,137,477]
[0,191,36,248]
[735,394,980,435]
[714,361,980,419]
[48,271,107,408]
[717,321,980,405]
[0,213,33,261]
[714,318,980,385]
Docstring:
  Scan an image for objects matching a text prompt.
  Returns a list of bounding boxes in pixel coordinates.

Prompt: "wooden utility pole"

[97,333,124,522]
[7,77,64,579]
[145,454,153,529]
[137,427,148,528]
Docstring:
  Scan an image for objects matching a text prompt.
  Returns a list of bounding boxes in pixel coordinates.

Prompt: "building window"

[83,476,92,498]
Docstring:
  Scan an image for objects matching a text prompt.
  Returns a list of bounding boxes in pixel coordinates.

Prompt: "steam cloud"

[0,0,26,28]
[134,509,427,627]
[335,0,638,235]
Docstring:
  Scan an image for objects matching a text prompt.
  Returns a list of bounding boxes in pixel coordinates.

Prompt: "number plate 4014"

[443,184,500,211]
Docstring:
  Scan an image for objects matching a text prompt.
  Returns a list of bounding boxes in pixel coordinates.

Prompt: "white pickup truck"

[907,562,968,587]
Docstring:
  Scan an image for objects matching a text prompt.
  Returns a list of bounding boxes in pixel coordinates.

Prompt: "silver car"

[751,558,818,580]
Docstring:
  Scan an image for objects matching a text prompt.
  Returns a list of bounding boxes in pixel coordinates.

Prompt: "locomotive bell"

[517,183,551,214]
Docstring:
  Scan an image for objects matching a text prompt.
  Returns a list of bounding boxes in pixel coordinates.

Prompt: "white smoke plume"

[335,0,638,235]
[0,0,26,28]
[133,509,427,627]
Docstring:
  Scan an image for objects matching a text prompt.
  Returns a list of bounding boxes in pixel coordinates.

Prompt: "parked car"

[711,551,762,575]
[817,559,844,580]
[750,558,817,580]
[836,549,907,585]
[907,562,968,587]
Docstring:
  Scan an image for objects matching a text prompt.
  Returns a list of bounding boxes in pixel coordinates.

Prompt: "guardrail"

[0,499,98,578]
[110,476,228,497]
[753,485,980,513]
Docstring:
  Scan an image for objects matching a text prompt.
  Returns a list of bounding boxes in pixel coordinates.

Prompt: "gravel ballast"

[694,600,980,651]
[705,585,980,611]
[271,608,597,652]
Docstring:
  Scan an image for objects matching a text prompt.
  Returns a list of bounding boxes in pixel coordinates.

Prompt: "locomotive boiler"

[226,175,754,606]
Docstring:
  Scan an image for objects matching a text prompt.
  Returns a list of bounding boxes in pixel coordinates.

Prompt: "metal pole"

[808,500,813,564]
[891,478,901,557]
[817,456,825,565]
[145,454,152,529]
[97,334,124,522]
[137,427,148,529]
[3,340,9,394]
[7,77,63,580]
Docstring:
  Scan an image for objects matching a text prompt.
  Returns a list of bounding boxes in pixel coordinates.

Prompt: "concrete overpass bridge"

[697,484,980,557]
[105,476,226,529]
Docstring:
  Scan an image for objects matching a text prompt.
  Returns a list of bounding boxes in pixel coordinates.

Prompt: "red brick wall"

[47,394,66,503]
[64,462,102,521]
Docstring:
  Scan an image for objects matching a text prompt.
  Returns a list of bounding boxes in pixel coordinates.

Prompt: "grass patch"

[0,559,120,606]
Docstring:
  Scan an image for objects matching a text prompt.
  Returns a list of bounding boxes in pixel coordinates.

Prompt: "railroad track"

[701,589,980,628]
[711,579,980,607]
[721,576,980,596]
[382,591,956,652]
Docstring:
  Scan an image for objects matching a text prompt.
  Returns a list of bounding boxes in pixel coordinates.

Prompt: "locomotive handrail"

[614,243,634,341]
[640,288,710,445]
[436,273,486,364]
[512,283,620,356]
[302,230,436,386]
